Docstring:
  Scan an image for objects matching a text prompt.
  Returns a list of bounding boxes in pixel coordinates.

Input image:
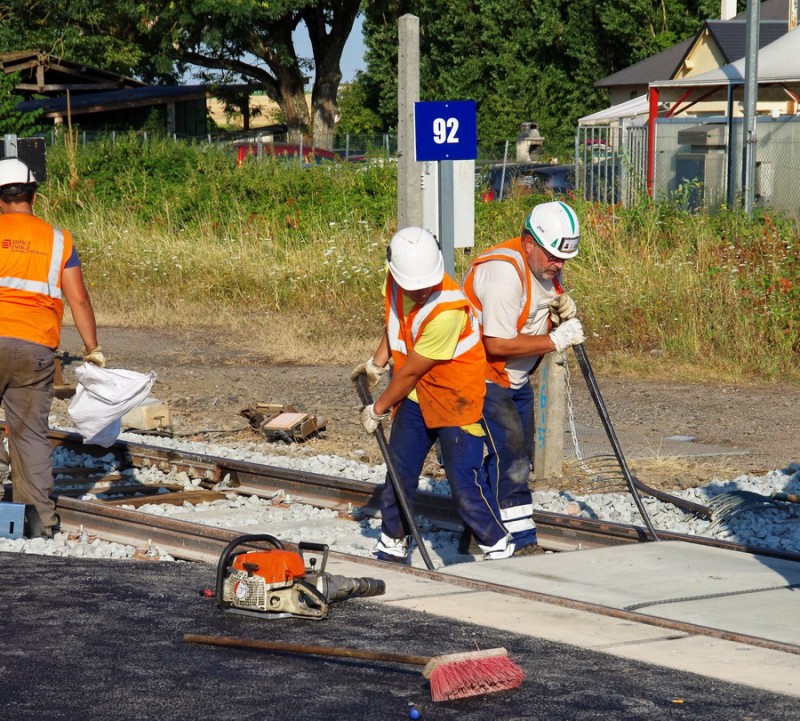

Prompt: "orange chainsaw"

[215,534,386,620]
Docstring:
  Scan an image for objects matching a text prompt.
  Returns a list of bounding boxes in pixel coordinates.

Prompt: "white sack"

[68,365,157,447]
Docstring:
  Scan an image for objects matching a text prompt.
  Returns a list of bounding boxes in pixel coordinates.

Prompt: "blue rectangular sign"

[414,100,477,162]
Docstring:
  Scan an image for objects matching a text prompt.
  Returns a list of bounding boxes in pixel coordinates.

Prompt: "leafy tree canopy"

[0,72,42,135]
[360,0,728,156]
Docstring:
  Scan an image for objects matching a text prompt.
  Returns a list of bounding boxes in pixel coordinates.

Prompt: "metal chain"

[559,351,595,477]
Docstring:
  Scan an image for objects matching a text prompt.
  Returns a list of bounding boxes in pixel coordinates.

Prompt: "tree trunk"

[276,70,311,144]
[304,1,361,150]
[311,77,340,149]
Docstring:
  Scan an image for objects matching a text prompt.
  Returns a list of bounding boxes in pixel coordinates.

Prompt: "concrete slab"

[326,542,800,698]
[436,541,800,645]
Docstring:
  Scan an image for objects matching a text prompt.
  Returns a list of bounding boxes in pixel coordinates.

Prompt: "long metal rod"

[354,376,436,569]
[572,344,660,541]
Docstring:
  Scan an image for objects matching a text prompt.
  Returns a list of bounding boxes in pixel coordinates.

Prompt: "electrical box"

[2,135,47,182]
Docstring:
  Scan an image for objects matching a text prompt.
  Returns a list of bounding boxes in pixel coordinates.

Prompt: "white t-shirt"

[471,260,557,389]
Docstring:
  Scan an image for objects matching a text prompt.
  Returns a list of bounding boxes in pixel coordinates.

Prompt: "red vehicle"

[233,141,337,166]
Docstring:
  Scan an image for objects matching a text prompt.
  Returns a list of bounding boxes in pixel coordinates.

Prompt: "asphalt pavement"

[0,552,796,721]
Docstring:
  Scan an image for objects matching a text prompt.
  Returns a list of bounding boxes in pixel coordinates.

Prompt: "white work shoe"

[373,532,410,561]
[481,533,515,560]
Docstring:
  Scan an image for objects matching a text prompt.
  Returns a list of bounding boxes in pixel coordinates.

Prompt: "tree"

[0,72,42,135]
[335,72,384,134]
[361,0,725,156]
[0,0,362,149]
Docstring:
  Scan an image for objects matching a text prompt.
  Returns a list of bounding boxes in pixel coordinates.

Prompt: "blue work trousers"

[481,380,537,547]
[380,399,507,548]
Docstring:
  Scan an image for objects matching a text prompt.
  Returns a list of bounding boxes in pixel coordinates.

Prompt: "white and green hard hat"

[524,201,580,259]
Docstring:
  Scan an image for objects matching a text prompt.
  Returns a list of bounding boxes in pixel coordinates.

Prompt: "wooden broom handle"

[183,633,431,666]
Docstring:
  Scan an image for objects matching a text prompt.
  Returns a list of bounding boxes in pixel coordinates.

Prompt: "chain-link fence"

[575,115,800,217]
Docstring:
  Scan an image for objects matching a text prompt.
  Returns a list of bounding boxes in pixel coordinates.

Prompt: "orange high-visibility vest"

[0,213,73,348]
[385,272,486,428]
[462,236,562,388]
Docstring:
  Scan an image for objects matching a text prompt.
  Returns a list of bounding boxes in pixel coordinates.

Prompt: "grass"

[36,132,800,380]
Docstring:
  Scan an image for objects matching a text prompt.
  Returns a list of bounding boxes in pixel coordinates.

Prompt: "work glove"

[83,345,106,368]
[350,357,388,392]
[549,318,585,353]
[548,294,577,326]
[360,404,390,434]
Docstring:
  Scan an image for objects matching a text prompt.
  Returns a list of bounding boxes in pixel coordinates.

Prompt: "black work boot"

[24,506,54,539]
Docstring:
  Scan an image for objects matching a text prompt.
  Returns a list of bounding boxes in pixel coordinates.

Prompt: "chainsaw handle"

[298,541,329,574]
[215,534,285,609]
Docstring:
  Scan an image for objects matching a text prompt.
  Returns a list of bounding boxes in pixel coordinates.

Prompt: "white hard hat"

[0,158,37,187]
[386,227,444,290]
[524,201,580,260]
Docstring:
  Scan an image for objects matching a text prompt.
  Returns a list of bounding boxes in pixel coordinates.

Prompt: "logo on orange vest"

[1,238,31,251]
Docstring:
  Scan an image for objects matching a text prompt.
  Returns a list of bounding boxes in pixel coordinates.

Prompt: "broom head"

[422,647,525,702]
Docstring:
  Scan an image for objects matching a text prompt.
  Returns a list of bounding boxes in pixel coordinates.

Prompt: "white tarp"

[653,26,800,87]
[579,95,651,125]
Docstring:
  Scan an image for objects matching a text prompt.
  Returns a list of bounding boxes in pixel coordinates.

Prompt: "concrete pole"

[533,353,566,480]
[397,14,422,230]
[742,0,760,215]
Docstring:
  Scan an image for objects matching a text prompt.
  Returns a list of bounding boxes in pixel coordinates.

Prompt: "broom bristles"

[424,649,525,702]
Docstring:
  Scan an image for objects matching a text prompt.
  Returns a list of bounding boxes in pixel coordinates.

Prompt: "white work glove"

[549,318,585,353]
[548,294,577,326]
[350,357,388,392]
[360,404,390,434]
[83,345,106,368]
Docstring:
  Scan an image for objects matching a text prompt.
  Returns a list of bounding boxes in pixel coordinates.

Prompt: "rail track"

[5,426,800,658]
[27,427,800,568]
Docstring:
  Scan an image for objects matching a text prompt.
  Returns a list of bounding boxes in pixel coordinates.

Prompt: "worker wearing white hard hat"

[463,201,585,555]
[352,227,514,563]
[0,157,105,539]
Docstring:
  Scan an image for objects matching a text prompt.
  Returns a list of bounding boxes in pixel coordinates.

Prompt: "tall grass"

[35,133,799,379]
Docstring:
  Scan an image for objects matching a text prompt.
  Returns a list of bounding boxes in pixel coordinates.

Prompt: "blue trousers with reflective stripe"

[481,380,537,547]
[380,398,508,548]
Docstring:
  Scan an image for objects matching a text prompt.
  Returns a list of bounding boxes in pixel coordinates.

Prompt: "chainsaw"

[215,534,386,620]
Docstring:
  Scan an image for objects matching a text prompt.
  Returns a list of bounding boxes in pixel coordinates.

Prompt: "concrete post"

[533,352,566,480]
[397,14,422,230]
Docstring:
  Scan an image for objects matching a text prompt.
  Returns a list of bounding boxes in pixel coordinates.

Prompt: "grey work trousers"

[0,337,57,529]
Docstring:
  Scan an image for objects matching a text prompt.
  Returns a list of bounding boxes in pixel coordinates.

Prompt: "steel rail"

[12,424,800,565]
[52,496,800,659]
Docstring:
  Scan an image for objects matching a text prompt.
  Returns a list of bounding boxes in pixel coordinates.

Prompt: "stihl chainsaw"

[215,534,386,620]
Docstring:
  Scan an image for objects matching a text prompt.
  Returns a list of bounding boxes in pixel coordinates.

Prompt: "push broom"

[183,633,525,702]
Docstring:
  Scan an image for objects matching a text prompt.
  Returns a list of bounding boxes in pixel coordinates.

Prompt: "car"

[477,162,575,201]
[231,141,338,166]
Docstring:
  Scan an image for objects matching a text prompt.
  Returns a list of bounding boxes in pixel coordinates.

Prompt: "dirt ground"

[53,326,800,492]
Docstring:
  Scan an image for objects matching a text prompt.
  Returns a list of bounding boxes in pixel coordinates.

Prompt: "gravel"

[2,430,799,566]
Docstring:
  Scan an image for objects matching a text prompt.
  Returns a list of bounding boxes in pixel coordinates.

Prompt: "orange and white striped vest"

[0,213,73,348]
[463,236,562,387]
[385,272,486,428]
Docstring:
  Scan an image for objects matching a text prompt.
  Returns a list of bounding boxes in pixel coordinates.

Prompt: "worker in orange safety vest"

[352,227,513,564]
[0,158,105,538]
[463,201,585,556]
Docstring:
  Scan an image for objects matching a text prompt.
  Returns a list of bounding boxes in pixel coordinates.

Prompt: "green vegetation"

[0,0,360,147]
[360,0,727,155]
[37,134,798,381]
[0,72,43,136]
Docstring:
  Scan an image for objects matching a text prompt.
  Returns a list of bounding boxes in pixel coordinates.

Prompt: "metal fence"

[577,115,800,216]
